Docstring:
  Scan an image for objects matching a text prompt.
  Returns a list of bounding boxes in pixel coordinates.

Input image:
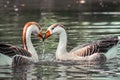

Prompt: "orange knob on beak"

[37,31,43,40]
[43,30,51,41]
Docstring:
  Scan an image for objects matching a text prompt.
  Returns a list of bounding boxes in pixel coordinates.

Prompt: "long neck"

[23,27,37,58]
[56,29,68,59]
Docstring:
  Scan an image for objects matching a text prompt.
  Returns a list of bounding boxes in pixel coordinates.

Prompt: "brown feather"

[72,36,119,57]
[0,43,32,57]
[22,22,41,50]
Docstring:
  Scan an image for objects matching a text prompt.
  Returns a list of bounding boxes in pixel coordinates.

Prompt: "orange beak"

[37,31,43,40]
[43,30,51,41]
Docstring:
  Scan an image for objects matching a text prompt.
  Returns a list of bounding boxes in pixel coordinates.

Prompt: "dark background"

[0,0,120,12]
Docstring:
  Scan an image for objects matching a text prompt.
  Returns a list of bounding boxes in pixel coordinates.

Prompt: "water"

[0,10,120,80]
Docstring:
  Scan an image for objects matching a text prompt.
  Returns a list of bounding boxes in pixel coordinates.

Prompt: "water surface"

[0,10,120,80]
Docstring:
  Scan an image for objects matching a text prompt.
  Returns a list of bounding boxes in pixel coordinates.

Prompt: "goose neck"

[23,26,38,62]
[56,29,68,59]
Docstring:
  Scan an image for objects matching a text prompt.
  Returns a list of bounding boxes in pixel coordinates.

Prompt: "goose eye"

[51,27,54,30]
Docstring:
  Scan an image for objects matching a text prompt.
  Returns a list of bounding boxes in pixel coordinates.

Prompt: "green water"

[0,10,120,80]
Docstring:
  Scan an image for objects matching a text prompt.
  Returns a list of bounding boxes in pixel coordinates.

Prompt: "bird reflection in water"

[12,64,42,80]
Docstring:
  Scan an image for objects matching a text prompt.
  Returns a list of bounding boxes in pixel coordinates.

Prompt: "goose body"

[44,23,119,62]
[0,22,43,66]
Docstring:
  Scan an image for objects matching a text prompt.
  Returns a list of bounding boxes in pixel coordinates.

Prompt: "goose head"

[44,23,64,40]
[23,22,43,40]
[23,22,43,50]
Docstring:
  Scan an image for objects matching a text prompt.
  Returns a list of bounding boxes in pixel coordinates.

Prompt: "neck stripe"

[23,22,40,50]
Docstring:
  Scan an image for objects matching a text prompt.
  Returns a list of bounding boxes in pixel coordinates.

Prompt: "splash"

[42,41,45,59]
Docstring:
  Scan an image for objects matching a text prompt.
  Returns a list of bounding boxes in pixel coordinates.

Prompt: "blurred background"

[1,0,120,11]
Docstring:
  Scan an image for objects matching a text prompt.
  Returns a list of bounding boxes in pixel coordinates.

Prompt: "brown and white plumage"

[71,36,119,56]
[44,23,119,62]
[0,22,43,66]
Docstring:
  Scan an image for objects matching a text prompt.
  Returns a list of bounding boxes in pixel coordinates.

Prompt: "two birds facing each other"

[0,22,119,66]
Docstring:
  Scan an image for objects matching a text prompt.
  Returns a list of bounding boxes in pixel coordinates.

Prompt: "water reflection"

[0,65,12,78]
[35,60,120,80]
[0,61,120,80]
[13,64,34,80]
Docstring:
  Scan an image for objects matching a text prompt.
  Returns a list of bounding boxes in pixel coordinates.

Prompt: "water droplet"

[4,5,7,8]
[14,8,19,12]
[6,1,10,4]
[42,41,45,59]
[80,0,86,4]
[99,0,104,7]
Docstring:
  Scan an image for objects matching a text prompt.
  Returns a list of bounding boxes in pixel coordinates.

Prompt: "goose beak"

[43,30,51,41]
[37,31,43,40]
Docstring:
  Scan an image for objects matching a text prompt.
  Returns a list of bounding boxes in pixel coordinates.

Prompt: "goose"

[44,23,119,63]
[0,22,43,66]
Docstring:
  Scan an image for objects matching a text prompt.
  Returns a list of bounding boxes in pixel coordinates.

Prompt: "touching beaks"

[43,30,51,41]
[37,31,43,40]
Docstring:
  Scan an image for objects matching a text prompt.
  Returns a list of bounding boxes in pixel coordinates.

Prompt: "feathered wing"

[0,43,32,57]
[12,55,32,66]
[71,36,119,57]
